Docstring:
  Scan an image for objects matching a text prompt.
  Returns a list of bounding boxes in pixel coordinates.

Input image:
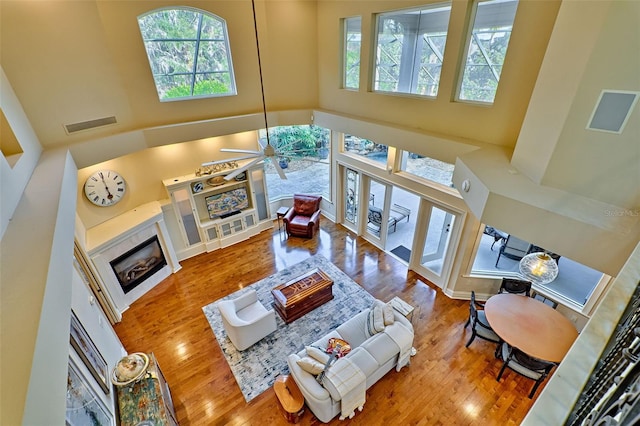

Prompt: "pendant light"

[519,252,559,285]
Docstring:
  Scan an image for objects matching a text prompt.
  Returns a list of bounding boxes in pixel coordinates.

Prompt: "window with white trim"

[138,7,236,101]
[399,151,454,187]
[472,224,607,310]
[343,17,362,90]
[373,3,452,97]
[457,0,518,103]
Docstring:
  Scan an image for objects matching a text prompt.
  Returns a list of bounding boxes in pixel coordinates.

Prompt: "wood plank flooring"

[114,219,540,425]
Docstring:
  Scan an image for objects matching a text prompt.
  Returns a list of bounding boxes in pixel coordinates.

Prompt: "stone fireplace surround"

[84,201,181,315]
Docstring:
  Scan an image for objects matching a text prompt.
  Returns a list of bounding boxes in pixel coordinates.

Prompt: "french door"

[411,200,463,289]
[343,168,360,230]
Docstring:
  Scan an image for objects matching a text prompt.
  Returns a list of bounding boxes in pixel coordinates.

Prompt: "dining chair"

[464,291,485,328]
[497,342,556,398]
[498,278,532,297]
[464,291,501,348]
[531,290,559,309]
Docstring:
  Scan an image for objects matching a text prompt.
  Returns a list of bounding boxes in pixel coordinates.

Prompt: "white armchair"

[217,289,277,351]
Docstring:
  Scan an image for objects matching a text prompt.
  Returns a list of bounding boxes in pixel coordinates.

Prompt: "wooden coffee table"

[272,268,333,323]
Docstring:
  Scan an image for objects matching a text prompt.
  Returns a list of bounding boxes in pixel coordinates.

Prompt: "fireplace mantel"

[84,201,181,316]
[86,202,168,255]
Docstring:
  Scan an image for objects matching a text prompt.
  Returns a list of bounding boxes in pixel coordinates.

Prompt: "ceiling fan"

[202,0,287,182]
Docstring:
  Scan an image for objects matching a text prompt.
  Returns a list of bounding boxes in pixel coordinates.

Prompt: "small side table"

[276,207,290,231]
[389,296,416,324]
[274,375,304,423]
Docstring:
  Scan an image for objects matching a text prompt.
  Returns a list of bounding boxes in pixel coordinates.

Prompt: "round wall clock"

[84,170,126,206]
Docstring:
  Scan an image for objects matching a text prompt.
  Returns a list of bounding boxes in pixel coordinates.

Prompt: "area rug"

[202,254,376,402]
[391,245,411,262]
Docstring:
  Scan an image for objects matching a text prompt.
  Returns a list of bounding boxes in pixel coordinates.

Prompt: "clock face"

[84,170,126,206]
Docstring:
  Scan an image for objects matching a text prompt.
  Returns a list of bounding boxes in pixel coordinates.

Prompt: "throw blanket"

[385,322,414,372]
[323,357,366,420]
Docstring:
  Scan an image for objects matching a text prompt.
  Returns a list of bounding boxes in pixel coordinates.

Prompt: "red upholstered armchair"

[283,194,322,238]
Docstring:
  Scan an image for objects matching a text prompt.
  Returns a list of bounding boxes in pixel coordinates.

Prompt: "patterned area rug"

[202,254,376,402]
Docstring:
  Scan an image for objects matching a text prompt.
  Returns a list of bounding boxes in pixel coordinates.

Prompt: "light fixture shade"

[519,252,559,285]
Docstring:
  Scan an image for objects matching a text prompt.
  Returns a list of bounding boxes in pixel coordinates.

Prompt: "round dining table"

[484,293,579,363]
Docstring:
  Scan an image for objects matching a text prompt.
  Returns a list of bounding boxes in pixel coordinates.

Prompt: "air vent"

[64,116,117,134]
[587,90,639,134]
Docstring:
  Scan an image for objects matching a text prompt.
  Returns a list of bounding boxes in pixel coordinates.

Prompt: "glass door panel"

[364,178,388,244]
[420,207,454,275]
[172,188,201,246]
[344,168,360,227]
[413,201,461,288]
[250,168,268,221]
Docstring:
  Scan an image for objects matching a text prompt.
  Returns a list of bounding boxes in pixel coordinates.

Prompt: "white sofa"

[287,304,414,423]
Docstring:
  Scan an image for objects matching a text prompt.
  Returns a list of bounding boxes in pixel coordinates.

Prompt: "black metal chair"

[497,342,556,398]
[495,235,531,267]
[499,278,532,297]
[531,290,559,309]
[464,291,485,328]
[465,291,501,348]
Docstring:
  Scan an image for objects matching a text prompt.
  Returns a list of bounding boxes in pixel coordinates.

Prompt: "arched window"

[138,7,236,101]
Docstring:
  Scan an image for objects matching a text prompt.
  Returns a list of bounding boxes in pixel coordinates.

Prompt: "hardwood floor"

[114,219,540,425]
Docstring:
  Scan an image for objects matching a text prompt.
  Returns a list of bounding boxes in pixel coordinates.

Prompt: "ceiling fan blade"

[221,148,262,155]
[201,155,258,167]
[223,157,264,181]
[273,160,288,180]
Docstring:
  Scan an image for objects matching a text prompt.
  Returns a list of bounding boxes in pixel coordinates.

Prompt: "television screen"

[206,188,249,219]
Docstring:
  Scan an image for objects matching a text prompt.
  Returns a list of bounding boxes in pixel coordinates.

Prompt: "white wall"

[0,67,42,238]
[1,150,77,425]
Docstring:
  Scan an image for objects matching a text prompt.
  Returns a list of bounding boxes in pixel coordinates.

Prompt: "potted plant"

[318,146,329,160]
[278,156,290,169]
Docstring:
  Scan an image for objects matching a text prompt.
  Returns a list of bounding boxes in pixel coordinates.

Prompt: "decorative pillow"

[372,299,395,326]
[296,356,325,375]
[326,338,351,358]
[306,346,330,364]
[366,305,385,336]
[382,302,395,326]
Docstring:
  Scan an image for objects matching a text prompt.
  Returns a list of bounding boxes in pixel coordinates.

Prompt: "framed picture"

[69,310,110,394]
[66,357,113,426]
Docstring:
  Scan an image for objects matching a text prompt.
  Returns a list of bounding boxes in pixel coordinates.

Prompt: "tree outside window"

[138,8,236,101]
[458,0,518,103]
[262,126,331,202]
[374,4,452,97]
[344,17,362,90]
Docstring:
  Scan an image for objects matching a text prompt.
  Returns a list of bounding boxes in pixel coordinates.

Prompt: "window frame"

[455,0,519,104]
[466,224,611,316]
[263,125,331,202]
[137,7,237,102]
[342,16,362,91]
[372,3,453,98]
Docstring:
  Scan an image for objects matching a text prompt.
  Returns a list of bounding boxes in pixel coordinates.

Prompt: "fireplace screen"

[110,235,167,294]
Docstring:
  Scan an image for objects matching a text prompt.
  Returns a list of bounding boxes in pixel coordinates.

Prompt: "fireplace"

[109,235,167,294]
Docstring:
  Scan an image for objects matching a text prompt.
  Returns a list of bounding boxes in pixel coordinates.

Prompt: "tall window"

[138,8,236,101]
[374,3,452,97]
[343,17,362,90]
[263,125,331,202]
[458,0,518,103]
